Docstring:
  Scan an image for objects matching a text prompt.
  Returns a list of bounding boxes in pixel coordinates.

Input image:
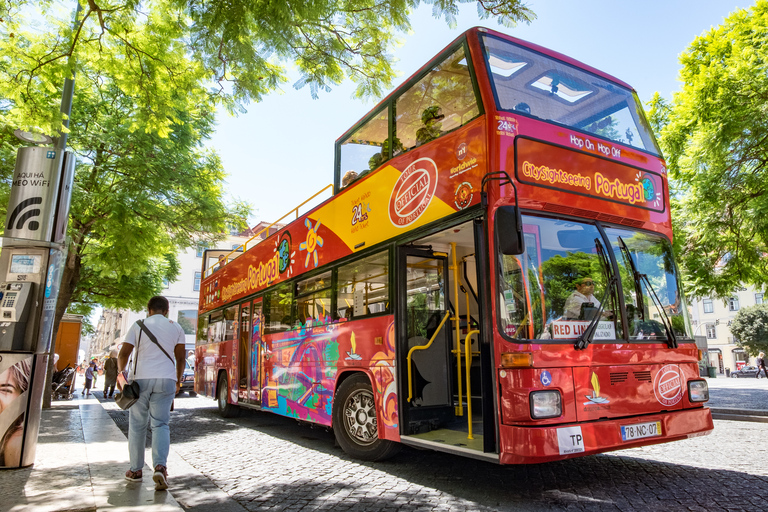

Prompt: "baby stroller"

[52,364,75,400]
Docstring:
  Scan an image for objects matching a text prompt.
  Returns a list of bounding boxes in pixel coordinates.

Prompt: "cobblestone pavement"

[98,380,768,512]
[705,375,768,409]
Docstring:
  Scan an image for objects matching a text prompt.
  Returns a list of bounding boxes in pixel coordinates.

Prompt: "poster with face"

[0,354,32,468]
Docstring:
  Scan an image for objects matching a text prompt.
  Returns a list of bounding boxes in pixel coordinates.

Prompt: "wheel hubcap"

[343,389,377,446]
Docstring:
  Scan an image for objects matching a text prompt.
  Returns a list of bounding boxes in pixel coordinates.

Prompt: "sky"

[209,0,752,227]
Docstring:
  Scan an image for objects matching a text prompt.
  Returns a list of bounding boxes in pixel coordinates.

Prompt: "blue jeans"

[128,378,176,472]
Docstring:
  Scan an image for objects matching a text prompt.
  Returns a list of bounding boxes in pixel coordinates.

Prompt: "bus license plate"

[620,421,662,442]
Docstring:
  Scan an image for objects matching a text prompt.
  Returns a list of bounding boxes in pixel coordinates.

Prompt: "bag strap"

[137,319,175,364]
[130,330,142,381]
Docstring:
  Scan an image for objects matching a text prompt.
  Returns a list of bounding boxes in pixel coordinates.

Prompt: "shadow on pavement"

[140,398,768,512]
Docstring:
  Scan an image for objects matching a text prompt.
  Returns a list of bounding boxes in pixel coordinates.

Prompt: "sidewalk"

[0,393,183,512]
[0,371,245,512]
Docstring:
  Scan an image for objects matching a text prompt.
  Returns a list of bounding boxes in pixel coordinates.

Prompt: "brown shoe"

[153,465,168,491]
[125,469,143,482]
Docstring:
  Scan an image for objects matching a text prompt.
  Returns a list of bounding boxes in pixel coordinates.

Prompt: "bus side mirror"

[495,206,525,255]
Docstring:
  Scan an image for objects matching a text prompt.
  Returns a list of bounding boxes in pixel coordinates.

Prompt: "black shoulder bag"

[115,329,143,410]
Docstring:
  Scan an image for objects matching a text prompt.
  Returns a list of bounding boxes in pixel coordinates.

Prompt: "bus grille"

[633,371,652,382]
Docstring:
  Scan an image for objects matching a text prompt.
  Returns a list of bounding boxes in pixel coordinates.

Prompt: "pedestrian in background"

[103,351,119,398]
[82,361,95,396]
[757,352,767,379]
[118,295,185,491]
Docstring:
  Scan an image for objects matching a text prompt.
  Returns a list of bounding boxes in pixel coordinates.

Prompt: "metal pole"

[44,1,83,408]
[54,1,83,152]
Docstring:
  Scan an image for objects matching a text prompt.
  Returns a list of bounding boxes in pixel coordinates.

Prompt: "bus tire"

[217,374,239,418]
[332,374,401,461]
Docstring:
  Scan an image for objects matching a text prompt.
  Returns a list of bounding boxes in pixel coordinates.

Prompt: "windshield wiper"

[617,236,678,349]
[575,238,619,350]
[618,237,646,323]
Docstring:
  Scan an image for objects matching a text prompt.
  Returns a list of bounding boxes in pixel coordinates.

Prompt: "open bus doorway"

[397,220,488,456]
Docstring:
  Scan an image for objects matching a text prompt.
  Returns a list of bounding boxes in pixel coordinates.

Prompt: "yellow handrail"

[206,184,334,275]
[450,242,463,417]
[407,311,451,402]
[465,329,480,440]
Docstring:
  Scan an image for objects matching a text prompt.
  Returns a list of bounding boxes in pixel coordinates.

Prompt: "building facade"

[690,286,765,374]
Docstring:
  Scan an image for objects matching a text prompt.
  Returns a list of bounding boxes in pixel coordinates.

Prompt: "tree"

[651,1,768,299]
[730,304,768,355]
[0,0,536,138]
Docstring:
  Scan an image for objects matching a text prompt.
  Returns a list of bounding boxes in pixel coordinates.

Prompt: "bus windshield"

[480,34,660,156]
[498,216,691,341]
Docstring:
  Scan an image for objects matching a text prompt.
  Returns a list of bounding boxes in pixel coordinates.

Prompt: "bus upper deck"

[204,27,671,306]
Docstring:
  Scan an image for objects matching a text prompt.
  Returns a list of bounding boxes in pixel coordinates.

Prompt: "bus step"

[408,419,440,434]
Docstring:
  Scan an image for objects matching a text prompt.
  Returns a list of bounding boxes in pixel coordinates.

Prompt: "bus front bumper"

[498,406,713,465]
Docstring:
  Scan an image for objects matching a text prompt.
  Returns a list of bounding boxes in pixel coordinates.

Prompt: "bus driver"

[564,277,600,320]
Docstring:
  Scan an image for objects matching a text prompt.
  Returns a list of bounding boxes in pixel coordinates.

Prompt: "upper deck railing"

[204,184,334,277]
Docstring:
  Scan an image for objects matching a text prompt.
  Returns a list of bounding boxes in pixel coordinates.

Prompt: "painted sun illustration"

[300,218,324,268]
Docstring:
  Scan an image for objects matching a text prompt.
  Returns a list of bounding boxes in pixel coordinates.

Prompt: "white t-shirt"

[123,314,185,381]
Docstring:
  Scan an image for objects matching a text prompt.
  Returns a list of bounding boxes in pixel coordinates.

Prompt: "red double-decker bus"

[195,27,713,464]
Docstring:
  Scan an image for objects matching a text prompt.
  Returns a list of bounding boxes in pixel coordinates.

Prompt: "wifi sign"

[6,147,59,241]
[7,197,43,231]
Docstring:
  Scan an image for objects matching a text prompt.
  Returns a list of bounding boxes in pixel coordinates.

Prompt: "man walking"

[756,352,767,379]
[117,296,185,490]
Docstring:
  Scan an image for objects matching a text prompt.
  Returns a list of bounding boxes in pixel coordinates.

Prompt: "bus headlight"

[688,380,709,402]
[530,390,562,419]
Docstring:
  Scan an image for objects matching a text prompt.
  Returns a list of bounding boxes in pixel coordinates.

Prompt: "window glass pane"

[208,311,223,343]
[604,227,691,340]
[177,310,198,335]
[703,298,713,313]
[498,251,530,339]
[481,34,660,155]
[406,256,445,340]
[297,271,332,296]
[336,251,389,319]
[395,46,479,154]
[224,305,238,342]
[265,282,294,333]
[502,216,621,340]
[196,314,209,346]
[340,108,389,182]
[756,293,764,305]
[297,289,332,327]
[193,271,201,292]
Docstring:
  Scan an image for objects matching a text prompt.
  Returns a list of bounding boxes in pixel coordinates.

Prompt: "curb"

[709,407,768,423]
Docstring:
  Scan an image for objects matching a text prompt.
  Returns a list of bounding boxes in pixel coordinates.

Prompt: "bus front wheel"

[332,374,400,461]
[217,374,239,418]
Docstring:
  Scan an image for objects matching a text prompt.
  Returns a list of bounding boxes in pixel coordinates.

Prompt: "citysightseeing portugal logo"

[653,365,683,407]
[389,158,438,227]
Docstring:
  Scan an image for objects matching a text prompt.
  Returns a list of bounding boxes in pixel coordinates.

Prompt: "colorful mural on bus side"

[252,315,399,441]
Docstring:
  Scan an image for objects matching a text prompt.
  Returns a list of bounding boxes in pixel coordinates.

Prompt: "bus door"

[250,297,264,404]
[237,300,251,402]
[398,248,454,434]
